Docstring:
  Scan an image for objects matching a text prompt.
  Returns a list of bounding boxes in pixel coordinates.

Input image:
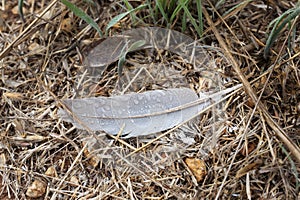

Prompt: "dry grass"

[0,0,300,199]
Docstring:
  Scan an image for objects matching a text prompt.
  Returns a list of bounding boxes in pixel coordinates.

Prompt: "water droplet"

[133,98,139,105]
[73,101,83,109]
[95,99,105,108]
[104,105,111,111]
[138,95,144,101]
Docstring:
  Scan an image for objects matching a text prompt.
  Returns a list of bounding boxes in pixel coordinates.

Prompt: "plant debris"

[0,0,299,199]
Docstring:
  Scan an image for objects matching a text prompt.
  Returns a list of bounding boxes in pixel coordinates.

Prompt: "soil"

[0,0,299,199]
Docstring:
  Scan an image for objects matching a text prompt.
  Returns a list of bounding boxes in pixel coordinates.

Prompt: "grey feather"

[84,27,209,69]
[58,85,241,138]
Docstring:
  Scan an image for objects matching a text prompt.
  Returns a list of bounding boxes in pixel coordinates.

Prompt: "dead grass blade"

[0,0,59,59]
[203,3,300,199]
[204,0,300,164]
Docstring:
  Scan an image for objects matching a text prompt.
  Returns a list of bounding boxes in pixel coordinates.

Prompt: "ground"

[0,0,299,199]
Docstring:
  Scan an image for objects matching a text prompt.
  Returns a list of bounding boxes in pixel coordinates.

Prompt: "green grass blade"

[155,0,170,24]
[18,0,25,22]
[106,12,131,32]
[146,0,156,23]
[264,6,300,58]
[122,0,137,24]
[267,8,294,28]
[117,47,127,76]
[105,4,147,34]
[123,0,134,10]
[127,40,146,52]
[169,2,184,23]
[215,0,225,10]
[196,0,203,36]
[281,145,299,192]
[222,0,252,17]
[61,0,103,37]
[83,0,96,5]
[180,0,202,37]
[182,9,187,32]
[117,40,146,76]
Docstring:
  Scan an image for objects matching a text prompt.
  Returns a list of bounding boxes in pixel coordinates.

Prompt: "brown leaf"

[3,92,24,100]
[235,160,263,178]
[45,166,57,177]
[60,18,74,33]
[28,42,42,51]
[26,179,46,198]
[70,176,79,186]
[185,157,207,182]
[0,153,6,167]
[83,142,100,167]
[240,142,256,156]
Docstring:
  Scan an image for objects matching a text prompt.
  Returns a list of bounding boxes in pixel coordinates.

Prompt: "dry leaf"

[83,142,100,167]
[3,92,24,100]
[45,166,57,177]
[12,120,25,137]
[185,157,207,182]
[11,135,50,143]
[0,153,6,167]
[60,18,73,33]
[235,160,263,178]
[28,42,42,51]
[70,176,79,186]
[240,142,256,156]
[26,179,46,198]
[12,5,28,15]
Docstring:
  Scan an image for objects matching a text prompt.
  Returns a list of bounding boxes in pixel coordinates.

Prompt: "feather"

[58,85,241,138]
[84,27,209,69]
